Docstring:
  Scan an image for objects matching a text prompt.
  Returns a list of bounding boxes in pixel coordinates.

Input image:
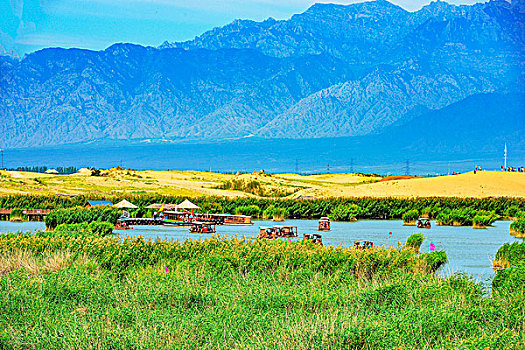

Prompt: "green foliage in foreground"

[493,242,525,300]
[406,233,425,252]
[45,206,121,229]
[0,223,521,350]
[0,233,446,277]
[495,241,525,267]
[0,252,522,349]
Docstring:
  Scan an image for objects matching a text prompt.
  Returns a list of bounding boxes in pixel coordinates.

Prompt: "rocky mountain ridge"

[0,0,524,148]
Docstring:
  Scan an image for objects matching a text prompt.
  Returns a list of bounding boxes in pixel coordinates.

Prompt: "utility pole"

[350,158,354,173]
[327,163,330,174]
[295,158,298,174]
[1,149,3,169]
[405,159,410,176]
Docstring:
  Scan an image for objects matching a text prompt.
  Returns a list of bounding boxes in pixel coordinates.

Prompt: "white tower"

[504,144,507,170]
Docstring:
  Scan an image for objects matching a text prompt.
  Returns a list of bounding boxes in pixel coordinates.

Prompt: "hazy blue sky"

[1,0,490,55]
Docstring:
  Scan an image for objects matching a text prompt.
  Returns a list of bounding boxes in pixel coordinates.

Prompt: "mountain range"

[0,0,524,150]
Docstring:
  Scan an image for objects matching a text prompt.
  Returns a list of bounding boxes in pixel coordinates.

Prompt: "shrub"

[331,204,361,221]
[494,241,525,266]
[493,263,525,295]
[493,241,525,295]
[472,213,497,227]
[45,207,121,229]
[54,222,114,237]
[9,208,24,218]
[510,218,525,235]
[415,251,448,273]
[436,208,495,226]
[504,205,522,218]
[234,205,261,218]
[402,209,419,223]
[405,233,424,252]
[262,206,287,220]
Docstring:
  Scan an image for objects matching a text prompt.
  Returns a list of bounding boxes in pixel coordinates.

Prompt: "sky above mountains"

[1,0,491,56]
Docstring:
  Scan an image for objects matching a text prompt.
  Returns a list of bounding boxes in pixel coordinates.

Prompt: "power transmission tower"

[405,159,410,176]
[1,149,3,169]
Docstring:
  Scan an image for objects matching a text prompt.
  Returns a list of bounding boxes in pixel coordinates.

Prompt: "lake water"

[1,219,520,281]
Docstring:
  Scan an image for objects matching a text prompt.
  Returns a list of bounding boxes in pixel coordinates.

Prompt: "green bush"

[417,251,448,273]
[493,263,525,293]
[406,233,424,252]
[436,208,496,226]
[45,207,121,229]
[330,204,361,221]
[9,208,24,218]
[0,233,439,277]
[493,241,525,296]
[402,209,419,223]
[504,205,522,218]
[234,205,261,217]
[472,213,497,227]
[53,222,114,237]
[495,242,525,266]
[262,205,287,220]
[510,218,525,235]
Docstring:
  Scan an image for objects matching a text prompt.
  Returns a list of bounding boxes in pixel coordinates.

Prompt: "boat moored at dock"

[195,213,253,226]
[162,210,193,226]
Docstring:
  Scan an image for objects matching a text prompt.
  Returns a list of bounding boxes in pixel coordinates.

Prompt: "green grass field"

[0,232,523,349]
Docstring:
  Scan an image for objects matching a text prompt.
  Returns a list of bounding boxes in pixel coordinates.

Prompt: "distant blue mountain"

[0,0,524,150]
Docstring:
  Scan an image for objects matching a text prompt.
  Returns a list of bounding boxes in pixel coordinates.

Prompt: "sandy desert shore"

[0,169,523,198]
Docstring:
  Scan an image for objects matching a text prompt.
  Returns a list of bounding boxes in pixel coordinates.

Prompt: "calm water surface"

[1,219,520,280]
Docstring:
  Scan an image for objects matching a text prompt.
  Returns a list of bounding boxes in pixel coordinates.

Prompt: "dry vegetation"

[0,169,523,199]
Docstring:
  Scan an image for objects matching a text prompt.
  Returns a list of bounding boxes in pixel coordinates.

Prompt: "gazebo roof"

[114,199,138,209]
[178,199,200,209]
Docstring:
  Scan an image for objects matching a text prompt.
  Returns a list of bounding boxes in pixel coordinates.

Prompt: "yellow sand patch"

[0,169,523,198]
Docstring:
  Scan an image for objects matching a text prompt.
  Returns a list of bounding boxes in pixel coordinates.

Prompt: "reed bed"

[1,194,524,221]
[0,228,522,349]
[0,233,446,276]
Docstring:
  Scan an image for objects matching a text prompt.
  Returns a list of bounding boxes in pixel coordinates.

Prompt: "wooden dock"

[0,208,52,221]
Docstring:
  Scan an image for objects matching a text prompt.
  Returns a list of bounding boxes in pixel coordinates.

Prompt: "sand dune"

[0,169,523,198]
